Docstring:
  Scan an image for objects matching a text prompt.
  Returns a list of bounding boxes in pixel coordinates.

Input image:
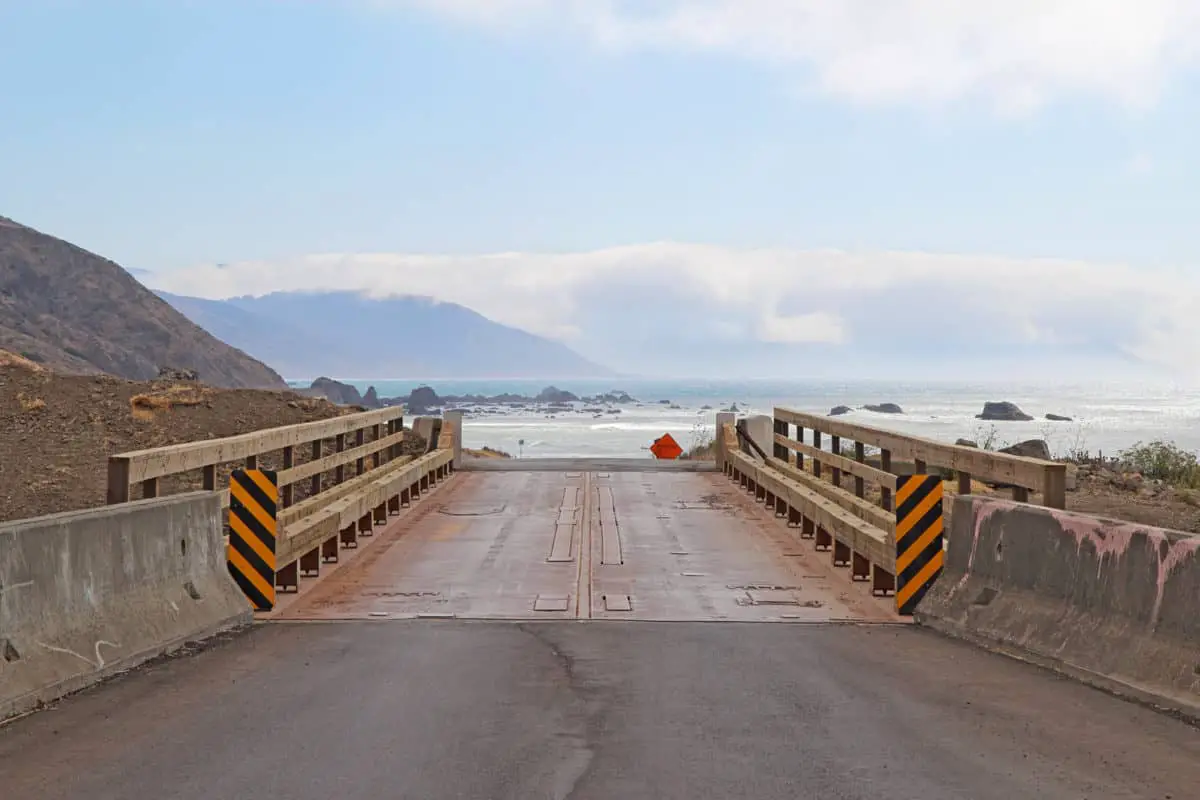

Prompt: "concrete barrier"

[443,409,463,467]
[0,493,252,721]
[917,496,1200,716]
[411,416,438,452]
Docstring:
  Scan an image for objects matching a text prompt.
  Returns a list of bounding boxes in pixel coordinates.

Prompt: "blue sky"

[3,1,1200,380]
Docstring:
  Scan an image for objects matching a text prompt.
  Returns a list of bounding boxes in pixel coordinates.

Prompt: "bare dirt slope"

[0,355,352,523]
[0,215,284,388]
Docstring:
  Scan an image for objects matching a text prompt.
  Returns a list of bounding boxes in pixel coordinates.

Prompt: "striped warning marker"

[895,474,944,616]
[228,469,278,612]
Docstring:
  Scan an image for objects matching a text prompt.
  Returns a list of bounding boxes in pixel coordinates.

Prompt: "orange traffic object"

[650,433,683,460]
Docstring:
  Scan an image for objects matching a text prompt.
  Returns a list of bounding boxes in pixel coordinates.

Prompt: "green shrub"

[1119,440,1200,489]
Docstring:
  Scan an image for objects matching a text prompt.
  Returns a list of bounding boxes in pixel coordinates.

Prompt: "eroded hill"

[0,215,285,388]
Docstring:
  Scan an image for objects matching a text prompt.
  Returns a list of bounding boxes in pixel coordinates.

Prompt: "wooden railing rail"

[772,408,1067,510]
[104,405,467,599]
[722,410,1068,602]
[723,425,897,594]
[106,406,409,509]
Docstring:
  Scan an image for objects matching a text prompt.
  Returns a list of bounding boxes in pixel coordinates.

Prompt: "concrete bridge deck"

[269,468,896,623]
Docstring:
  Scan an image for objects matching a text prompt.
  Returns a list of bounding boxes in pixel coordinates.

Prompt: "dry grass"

[681,441,716,461]
[17,393,45,412]
[465,446,512,459]
[0,349,44,372]
[130,383,213,421]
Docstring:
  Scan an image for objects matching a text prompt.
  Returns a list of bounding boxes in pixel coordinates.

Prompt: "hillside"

[0,354,346,522]
[157,290,613,379]
[0,216,285,388]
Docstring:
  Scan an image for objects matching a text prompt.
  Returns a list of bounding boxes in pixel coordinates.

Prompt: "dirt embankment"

[0,356,359,523]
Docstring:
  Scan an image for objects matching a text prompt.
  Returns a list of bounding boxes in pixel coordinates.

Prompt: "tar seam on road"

[575,472,594,620]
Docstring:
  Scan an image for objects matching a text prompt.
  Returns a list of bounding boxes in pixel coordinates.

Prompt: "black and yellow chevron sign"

[895,474,945,616]
[228,469,278,612]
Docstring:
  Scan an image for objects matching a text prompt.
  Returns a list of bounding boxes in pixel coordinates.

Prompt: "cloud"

[147,243,1200,381]
[385,0,1200,114]
[757,310,846,344]
[1127,152,1155,176]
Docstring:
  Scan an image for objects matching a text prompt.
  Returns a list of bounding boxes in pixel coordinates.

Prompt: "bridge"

[2,405,1199,797]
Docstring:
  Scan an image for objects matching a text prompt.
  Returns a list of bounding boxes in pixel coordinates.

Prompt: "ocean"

[303,378,1200,460]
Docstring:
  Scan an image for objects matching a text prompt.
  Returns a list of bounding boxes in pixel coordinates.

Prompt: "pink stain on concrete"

[1151,536,1200,626]
[1029,505,1200,628]
[1049,508,1145,579]
[953,498,1007,593]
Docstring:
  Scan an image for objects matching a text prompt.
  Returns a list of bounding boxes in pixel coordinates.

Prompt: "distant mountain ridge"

[0,216,285,388]
[156,290,613,380]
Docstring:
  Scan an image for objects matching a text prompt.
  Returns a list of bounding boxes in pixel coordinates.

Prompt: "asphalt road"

[3,621,1199,799]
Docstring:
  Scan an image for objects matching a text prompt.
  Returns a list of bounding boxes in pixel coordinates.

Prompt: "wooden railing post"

[773,417,789,461]
[812,431,822,478]
[830,436,842,488]
[854,442,865,498]
[107,458,131,504]
[1043,466,1067,509]
[281,446,295,507]
[879,449,892,511]
[334,433,346,484]
[310,439,323,497]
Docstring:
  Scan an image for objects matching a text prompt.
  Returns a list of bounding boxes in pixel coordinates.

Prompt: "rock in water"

[305,377,363,406]
[1045,413,1073,422]
[956,438,979,448]
[537,386,579,403]
[829,405,852,416]
[999,439,1052,461]
[363,386,381,409]
[863,403,903,414]
[407,385,442,414]
[976,401,1034,422]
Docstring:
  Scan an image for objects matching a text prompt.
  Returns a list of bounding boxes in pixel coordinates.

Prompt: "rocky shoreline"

[829,399,1072,423]
[295,378,1084,431]
[294,379,744,417]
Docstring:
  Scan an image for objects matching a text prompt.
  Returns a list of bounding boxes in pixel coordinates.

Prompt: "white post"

[443,410,464,468]
[715,412,735,469]
[744,415,773,461]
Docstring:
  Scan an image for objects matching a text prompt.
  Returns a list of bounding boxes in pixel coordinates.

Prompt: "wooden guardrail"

[721,409,1068,599]
[106,406,409,508]
[772,408,1067,510]
[725,442,898,594]
[275,448,453,587]
[106,406,461,597]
